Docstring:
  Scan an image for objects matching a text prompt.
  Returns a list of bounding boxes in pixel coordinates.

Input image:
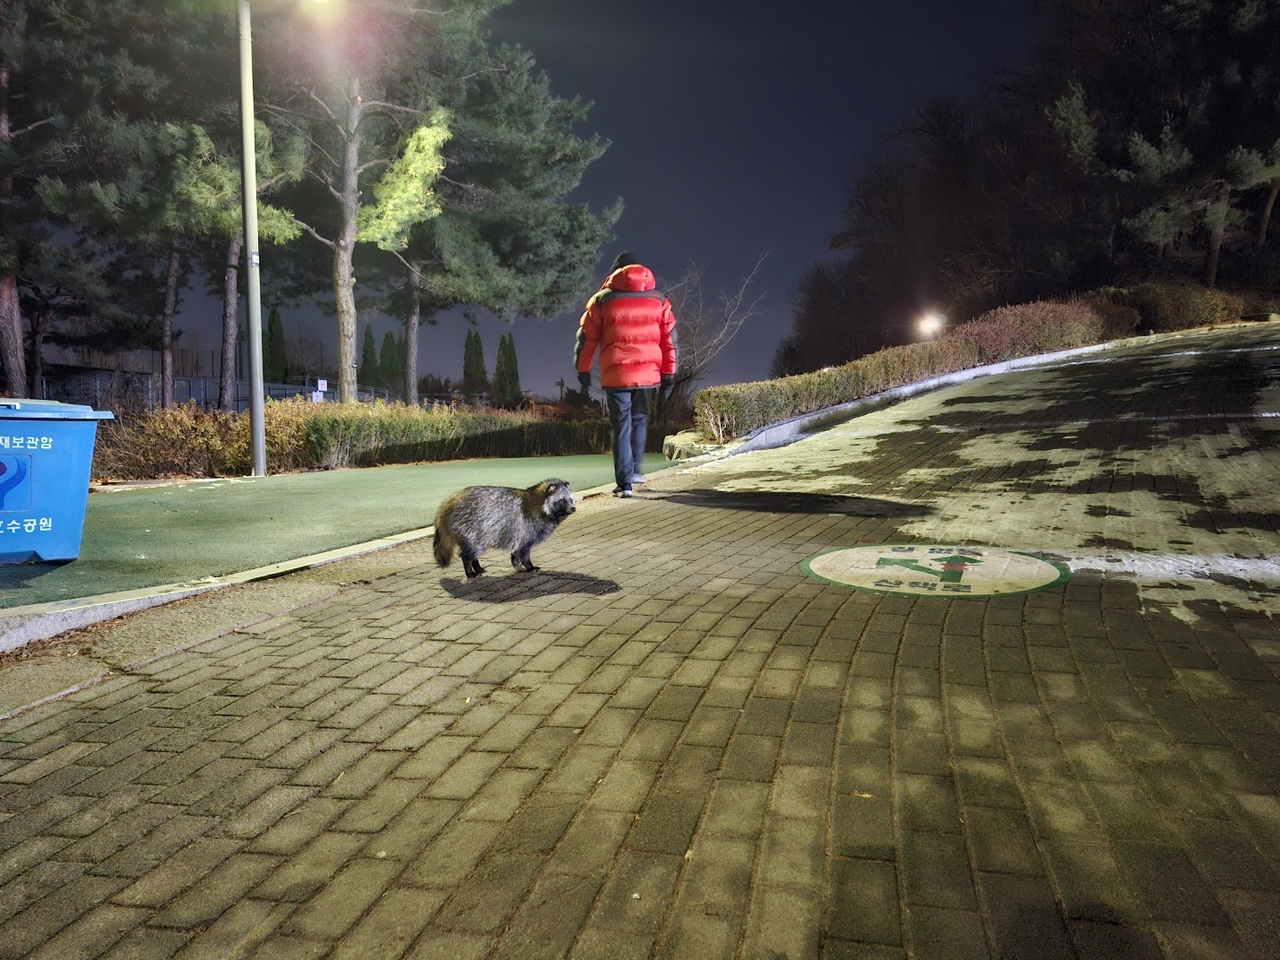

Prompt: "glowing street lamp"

[919,312,946,340]
[238,0,335,474]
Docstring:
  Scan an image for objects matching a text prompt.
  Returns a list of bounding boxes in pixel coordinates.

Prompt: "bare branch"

[9,116,56,138]
[292,216,335,249]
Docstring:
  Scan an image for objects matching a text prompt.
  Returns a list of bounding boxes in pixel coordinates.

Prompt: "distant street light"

[919,312,946,340]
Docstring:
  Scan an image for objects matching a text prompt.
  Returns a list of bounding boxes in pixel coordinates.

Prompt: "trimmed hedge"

[694,338,979,443]
[92,398,672,481]
[693,284,1247,444]
[1107,280,1246,333]
[948,298,1108,364]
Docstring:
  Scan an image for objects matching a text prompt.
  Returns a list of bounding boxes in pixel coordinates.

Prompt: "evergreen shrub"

[1106,280,1246,332]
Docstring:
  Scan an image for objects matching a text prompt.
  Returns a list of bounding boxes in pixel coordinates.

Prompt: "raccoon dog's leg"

[461,550,485,578]
[511,547,537,573]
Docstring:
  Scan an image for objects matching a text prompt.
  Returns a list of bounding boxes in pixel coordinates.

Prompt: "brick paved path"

[2,326,1279,959]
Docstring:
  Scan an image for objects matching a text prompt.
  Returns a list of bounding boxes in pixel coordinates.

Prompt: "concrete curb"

[0,526,436,653]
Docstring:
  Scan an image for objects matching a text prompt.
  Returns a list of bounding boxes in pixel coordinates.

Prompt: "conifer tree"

[291,31,617,406]
[252,0,479,402]
[0,0,193,395]
[359,323,378,389]
[378,329,401,393]
[461,328,487,397]
[491,332,522,408]
[265,307,288,383]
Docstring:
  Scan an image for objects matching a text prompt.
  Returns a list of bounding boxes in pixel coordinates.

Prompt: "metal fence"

[40,369,394,415]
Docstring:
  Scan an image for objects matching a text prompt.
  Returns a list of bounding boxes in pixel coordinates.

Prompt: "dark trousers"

[605,387,650,491]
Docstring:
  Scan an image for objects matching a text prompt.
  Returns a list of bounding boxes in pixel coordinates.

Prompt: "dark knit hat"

[610,250,638,270]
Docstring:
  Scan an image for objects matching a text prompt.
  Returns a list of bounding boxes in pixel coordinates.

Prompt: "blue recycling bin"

[0,399,114,564]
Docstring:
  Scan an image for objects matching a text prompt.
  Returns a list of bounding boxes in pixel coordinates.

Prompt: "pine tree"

[338,41,617,406]
[265,307,288,383]
[461,329,487,397]
[253,0,482,402]
[0,0,196,395]
[378,329,400,393]
[491,332,522,408]
[359,323,378,389]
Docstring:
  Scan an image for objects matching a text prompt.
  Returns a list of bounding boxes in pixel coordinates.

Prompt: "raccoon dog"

[433,479,575,578]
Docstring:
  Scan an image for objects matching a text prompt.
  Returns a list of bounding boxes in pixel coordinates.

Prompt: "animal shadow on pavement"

[441,570,619,601]
[655,488,932,517]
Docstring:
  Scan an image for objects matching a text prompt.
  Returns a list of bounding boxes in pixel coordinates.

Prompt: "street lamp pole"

[237,0,268,477]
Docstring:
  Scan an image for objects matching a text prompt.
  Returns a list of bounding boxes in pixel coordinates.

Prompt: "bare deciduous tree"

[662,254,768,418]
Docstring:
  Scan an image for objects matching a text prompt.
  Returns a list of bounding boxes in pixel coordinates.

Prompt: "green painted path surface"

[0,453,672,609]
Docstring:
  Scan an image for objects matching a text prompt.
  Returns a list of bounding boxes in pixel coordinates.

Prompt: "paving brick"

[656,912,741,960]
[212,785,314,841]
[112,835,245,908]
[0,859,90,926]
[404,929,493,960]
[247,796,350,855]
[827,857,901,945]
[277,856,401,941]
[0,874,131,959]
[964,805,1043,876]
[328,886,448,960]
[1173,817,1280,891]
[741,884,821,960]
[0,834,74,888]
[92,813,214,879]
[720,734,780,782]
[979,872,1075,960]
[57,802,184,865]
[367,796,460,863]
[757,815,826,889]
[899,831,975,910]
[906,906,988,960]
[895,774,962,835]
[769,764,829,820]
[1039,839,1145,925]
[25,903,149,960]
[1112,841,1231,926]
[149,851,281,929]
[840,708,890,748]
[579,850,683,943]
[168,898,292,960]
[98,925,193,960]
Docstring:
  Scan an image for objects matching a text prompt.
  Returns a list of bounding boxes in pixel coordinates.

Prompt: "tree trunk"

[404,263,422,406]
[27,308,49,399]
[333,76,363,403]
[1258,178,1280,249]
[1203,180,1231,289]
[0,67,26,397]
[0,272,23,397]
[161,237,181,408]
[219,228,244,410]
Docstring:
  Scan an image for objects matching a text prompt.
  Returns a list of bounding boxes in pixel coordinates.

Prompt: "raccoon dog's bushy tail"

[433,526,456,568]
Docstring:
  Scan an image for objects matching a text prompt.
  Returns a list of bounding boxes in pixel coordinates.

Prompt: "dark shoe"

[612,487,634,498]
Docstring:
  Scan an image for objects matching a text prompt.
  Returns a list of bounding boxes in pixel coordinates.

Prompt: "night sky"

[184,0,1034,398]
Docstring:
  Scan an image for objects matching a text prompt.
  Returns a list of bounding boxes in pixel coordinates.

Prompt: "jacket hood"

[605,263,657,292]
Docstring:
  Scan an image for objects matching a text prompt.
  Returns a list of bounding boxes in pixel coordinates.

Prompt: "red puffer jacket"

[574,264,678,388]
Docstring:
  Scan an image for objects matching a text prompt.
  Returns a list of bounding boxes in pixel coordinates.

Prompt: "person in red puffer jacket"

[574,251,678,497]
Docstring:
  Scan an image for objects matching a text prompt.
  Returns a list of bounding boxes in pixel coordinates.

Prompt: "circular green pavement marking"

[802,544,1071,598]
